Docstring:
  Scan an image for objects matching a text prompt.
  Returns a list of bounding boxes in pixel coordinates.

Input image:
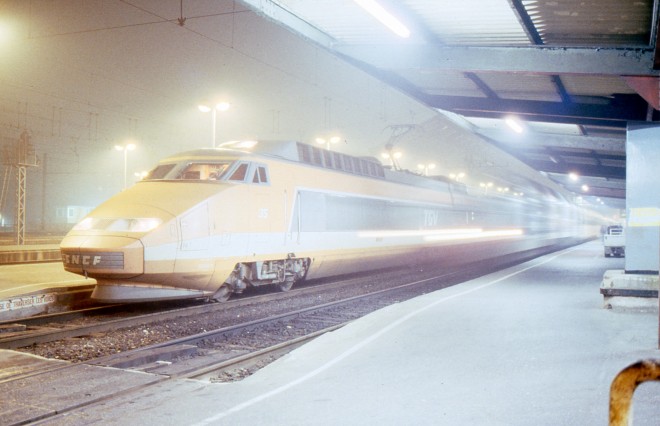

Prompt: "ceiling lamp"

[354,0,410,38]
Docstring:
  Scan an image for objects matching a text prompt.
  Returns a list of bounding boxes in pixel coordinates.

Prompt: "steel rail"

[86,268,462,372]
[3,247,563,425]
[0,272,380,349]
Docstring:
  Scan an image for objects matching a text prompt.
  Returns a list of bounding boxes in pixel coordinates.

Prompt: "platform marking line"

[192,247,578,425]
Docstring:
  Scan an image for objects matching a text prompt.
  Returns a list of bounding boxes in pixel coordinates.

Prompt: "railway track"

[0,272,381,350]
[2,267,462,425]
[3,246,554,355]
[1,248,563,425]
[0,265,452,351]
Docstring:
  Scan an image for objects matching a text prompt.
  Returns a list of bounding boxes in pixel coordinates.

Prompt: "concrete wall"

[625,122,660,273]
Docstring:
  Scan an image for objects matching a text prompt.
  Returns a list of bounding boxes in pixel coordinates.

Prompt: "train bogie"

[221,257,310,295]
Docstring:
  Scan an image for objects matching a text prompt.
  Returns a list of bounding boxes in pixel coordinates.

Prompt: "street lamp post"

[417,163,436,176]
[115,143,136,190]
[479,181,494,195]
[381,144,402,170]
[199,102,230,148]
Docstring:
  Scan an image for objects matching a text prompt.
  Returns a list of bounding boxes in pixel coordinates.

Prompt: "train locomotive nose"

[60,235,144,278]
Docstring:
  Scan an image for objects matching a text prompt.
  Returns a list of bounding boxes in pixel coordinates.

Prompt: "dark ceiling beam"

[508,0,544,45]
[460,111,628,128]
[521,148,624,162]
[590,150,604,167]
[526,160,625,180]
[551,75,572,104]
[342,58,645,127]
[562,185,626,199]
[545,173,626,199]
[474,130,625,152]
[465,72,499,99]
[425,94,648,126]
[338,53,646,127]
[559,178,626,191]
[543,147,567,167]
[334,45,659,76]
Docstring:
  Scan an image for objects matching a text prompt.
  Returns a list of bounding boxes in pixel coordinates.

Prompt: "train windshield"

[144,162,233,181]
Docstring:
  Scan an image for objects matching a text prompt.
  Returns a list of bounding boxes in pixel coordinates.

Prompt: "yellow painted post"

[609,359,660,425]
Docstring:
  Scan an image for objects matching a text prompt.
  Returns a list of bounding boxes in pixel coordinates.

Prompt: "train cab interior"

[145,160,270,185]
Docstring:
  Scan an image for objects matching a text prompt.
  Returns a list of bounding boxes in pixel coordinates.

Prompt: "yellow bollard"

[609,359,660,425]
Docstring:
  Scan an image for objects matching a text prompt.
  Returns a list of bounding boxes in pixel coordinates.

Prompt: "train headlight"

[72,217,95,231]
[73,217,162,233]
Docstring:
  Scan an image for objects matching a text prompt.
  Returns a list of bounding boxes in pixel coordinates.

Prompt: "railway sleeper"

[213,256,309,302]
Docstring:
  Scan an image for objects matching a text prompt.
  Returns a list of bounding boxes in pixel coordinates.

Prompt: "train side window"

[311,147,323,166]
[332,152,343,171]
[297,143,311,164]
[352,157,362,174]
[360,159,370,175]
[228,163,249,182]
[322,149,334,168]
[342,154,353,172]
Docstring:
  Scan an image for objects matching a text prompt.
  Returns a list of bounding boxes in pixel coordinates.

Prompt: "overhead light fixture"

[504,116,524,134]
[568,172,579,181]
[354,0,410,38]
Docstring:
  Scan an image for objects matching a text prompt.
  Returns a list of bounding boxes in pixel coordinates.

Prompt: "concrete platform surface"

[0,263,95,320]
[0,351,163,425]
[38,241,660,425]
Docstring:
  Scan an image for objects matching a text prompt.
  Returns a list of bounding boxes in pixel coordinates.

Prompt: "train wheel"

[212,283,232,302]
[277,279,294,292]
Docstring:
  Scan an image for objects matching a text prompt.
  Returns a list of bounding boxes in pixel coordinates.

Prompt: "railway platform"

[2,240,659,425]
[0,255,95,321]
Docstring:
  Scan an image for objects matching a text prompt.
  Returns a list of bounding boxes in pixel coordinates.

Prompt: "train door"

[174,203,213,284]
[178,203,210,251]
[288,190,326,243]
[288,190,302,245]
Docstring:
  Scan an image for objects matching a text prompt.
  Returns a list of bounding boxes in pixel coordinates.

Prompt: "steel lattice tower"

[1,131,38,245]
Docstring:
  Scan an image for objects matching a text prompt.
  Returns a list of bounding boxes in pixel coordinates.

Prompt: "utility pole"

[1,131,38,245]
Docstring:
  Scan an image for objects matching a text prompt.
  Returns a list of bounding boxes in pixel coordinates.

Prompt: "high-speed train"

[60,140,602,303]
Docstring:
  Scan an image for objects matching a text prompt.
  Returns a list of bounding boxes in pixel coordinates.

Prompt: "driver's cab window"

[178,162,231,180]
[251,164,269,185]
[228,163,249,182]
[227,162,269,185]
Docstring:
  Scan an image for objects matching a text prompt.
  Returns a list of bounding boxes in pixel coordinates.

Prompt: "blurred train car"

[60,140,602,302]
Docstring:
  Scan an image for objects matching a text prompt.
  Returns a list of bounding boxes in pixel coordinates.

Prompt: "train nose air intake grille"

[61,251,124,269]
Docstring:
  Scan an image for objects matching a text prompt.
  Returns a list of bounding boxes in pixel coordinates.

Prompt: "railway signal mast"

[1,131,38,245]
